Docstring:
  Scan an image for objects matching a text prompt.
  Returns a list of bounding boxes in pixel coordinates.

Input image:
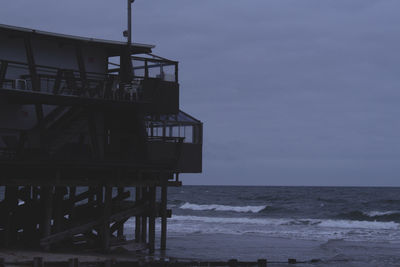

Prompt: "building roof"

[0,23,154,55]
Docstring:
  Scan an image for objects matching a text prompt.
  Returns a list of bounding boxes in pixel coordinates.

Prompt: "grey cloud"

[1,0,400,185]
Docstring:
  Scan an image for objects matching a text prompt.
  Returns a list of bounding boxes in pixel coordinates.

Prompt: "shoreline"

[0,248,308,267]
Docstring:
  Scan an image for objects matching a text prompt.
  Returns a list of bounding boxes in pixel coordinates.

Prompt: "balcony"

[0,109,202,174]
[145,111,203,173]
[0,54,179,114]
[108,55,180,114]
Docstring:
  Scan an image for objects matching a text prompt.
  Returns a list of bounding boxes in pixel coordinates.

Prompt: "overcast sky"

[1,0,400,186]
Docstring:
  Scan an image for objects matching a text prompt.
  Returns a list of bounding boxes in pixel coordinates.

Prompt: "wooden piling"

[0,178,174,253]
[135,186,141,242]
[148,186,156,254]
[257,259,267,267]
[96,186,103,205]
[117,187,124,239]
[33,257,43,267]
[102,186,112,252]
[41,186,53,251]
[228,259,238,267]
[23,186,36,244]
[69,186,76,221]
[160,181,168,250]
[141,187,147,243]
[54,187,65,233]
[4,186,18,247]
[104,259,112,267]
[68,258,79,267]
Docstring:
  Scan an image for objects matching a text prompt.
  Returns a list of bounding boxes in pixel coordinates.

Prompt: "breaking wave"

[365,210,400,217]
[179,202,267,213]
[337,210,400,222]
[170,215,399,230]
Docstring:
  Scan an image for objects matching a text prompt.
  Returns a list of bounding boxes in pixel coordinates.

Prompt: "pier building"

[0,23,202,253]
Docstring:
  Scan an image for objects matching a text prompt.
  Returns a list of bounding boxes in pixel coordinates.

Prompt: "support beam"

[24,35,44,127]
[160,181,168,250]
[117,187,124,239]
[41,186,53,251]
[40,204,146,246]
[113,190,130,202]
[35,104,44,127]
[110,218,128,235]
[23,36,39,91]
[102,186,112,252]
[0,60,8,88]
[69,186,76,222]
[140,187,147,244]
[148,186,156,254]
[23,186,37,245]
[135,186,141,242]
[4,186,18,247]
[88,186,95,205]
[88,113,101,159]
[75,45,87,95]
[54,187,65,233]
[96,186,103,206]
[71,188,95,204]
[16,131,27,158]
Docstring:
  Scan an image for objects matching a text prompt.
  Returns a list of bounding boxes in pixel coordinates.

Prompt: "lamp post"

[127,0,135,45]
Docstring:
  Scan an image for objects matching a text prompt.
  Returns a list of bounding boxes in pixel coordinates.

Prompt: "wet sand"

[1,234,400,266]
[161,233,400,266]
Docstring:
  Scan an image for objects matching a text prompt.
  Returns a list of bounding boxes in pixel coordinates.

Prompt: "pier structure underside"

[0,103,201,253]
[0,171,176,253]
[0,24,203,253]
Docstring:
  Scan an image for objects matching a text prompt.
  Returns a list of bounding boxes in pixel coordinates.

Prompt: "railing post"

[175,62,178,82]
[162,122,166,140]
[52,69,63,95]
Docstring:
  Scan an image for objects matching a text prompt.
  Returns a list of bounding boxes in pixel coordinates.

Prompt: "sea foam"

[179,202,266,213]
[317,219,399,230]
[364,210,400,217]
[171,215,400,230]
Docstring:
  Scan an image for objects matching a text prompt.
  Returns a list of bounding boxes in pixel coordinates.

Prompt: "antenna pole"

[127,0,134,45]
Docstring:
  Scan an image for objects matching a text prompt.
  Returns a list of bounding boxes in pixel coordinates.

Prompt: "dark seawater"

[127,186,400,266]
[2,186,400,266]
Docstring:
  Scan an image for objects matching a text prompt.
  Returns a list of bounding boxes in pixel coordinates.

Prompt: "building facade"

[0,24,202,253]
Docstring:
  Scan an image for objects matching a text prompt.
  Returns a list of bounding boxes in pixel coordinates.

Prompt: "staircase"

[41,107,89,158]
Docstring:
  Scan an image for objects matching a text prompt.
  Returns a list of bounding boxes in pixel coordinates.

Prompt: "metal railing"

[0,59,144,102]
[145,112,202,144]
[108,54,179,83]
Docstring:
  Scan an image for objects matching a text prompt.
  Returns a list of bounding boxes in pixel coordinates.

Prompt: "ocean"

[2,186,400,266]
[126,186,400,266]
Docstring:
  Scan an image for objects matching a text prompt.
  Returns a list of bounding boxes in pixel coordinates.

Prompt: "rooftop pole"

[127,0,134,45]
